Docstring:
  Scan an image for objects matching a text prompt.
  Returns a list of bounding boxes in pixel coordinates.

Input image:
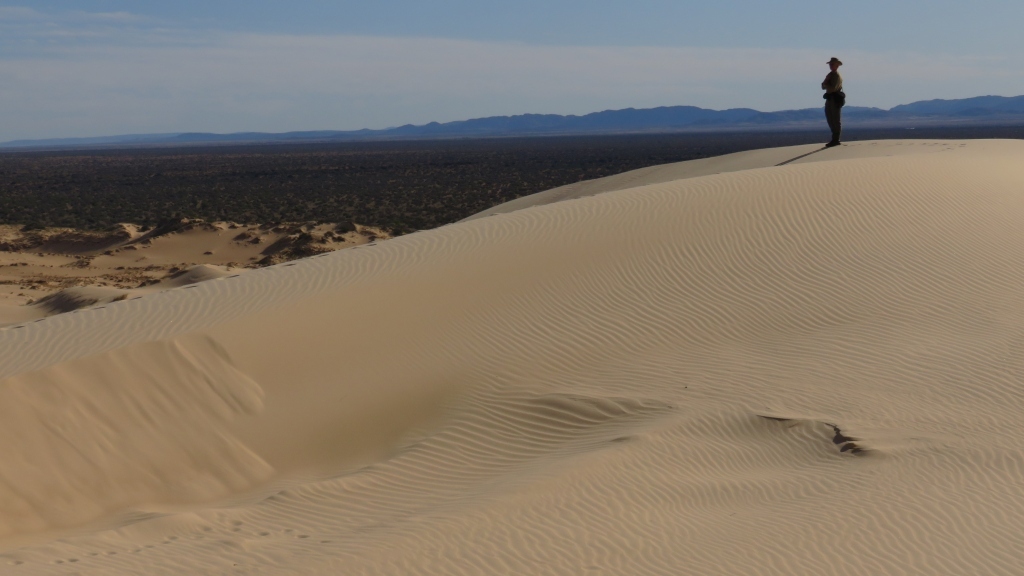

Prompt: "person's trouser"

[825,100,842,143]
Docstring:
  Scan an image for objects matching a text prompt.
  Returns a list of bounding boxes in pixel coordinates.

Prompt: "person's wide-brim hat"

[828,57,843,66]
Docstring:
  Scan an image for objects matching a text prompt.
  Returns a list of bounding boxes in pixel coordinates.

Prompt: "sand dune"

[0,222,387,327]
[465,139,970,219]
[3,140,1024,574]
[31,286,130,315]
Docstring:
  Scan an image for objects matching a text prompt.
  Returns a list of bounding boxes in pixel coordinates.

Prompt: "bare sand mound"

[31,286,130,315]
[159,264,234,288]
[2,140,1024,575]
[0,222,387,327]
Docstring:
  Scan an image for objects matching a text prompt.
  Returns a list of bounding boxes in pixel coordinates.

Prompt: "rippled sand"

[2,140,1024,575]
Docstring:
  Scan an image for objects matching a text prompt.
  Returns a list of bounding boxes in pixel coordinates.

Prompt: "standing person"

[822,57,844,147]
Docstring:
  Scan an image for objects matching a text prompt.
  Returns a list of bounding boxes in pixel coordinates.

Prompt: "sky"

[3,1,1024,141]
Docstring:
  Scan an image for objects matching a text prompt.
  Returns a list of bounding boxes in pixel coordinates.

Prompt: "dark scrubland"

[2,126,1023,235]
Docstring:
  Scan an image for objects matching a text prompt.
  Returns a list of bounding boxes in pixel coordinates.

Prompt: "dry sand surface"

[0,221,388,328]
[2,139,1024,574]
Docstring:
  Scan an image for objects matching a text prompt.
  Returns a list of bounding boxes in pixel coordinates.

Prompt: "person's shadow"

[775,146,828,167]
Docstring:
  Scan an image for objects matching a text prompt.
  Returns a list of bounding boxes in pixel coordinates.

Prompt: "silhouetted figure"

[822,58,844,147]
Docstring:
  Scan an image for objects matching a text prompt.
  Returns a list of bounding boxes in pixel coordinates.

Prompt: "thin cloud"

[0,6,42,20]
[0,6,163,50]
[0,6,147,25]
[70,11,148,23]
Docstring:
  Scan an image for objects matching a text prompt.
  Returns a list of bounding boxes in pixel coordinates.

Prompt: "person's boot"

[825,140,840,148]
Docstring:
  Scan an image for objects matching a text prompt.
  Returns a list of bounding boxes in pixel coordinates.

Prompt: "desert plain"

[2,139,1024,574]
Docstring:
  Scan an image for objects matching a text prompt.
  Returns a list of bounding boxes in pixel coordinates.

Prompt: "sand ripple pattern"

[3,141,1024,574]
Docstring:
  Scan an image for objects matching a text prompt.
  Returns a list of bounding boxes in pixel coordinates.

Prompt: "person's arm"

[822,72,839,93]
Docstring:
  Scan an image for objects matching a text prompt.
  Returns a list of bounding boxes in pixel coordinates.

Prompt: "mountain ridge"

[5,95,1024,150]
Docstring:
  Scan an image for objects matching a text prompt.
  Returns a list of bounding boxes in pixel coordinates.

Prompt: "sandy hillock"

[2,140,1024,575]
[0,221,387,326]
[31,286,130,315]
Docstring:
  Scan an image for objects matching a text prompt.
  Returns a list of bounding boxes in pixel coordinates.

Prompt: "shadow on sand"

[775,146,828,167]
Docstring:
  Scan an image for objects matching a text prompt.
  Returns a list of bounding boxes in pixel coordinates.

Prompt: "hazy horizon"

[6,94,1024,147]
[4,1,1024,141]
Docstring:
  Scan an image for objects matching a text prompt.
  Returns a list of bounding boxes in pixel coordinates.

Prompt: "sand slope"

[464,139,970,220]
[2,140,1024,574]
[0,222,386,327]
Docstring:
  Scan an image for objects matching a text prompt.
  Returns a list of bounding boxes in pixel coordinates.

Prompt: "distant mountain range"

[5,95,1024,150]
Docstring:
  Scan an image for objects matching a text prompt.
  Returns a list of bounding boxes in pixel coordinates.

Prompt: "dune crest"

[465,139,970,219]
[2,140,1024,574]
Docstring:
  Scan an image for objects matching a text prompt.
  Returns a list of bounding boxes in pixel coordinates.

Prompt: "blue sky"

[3,1,1024,140]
